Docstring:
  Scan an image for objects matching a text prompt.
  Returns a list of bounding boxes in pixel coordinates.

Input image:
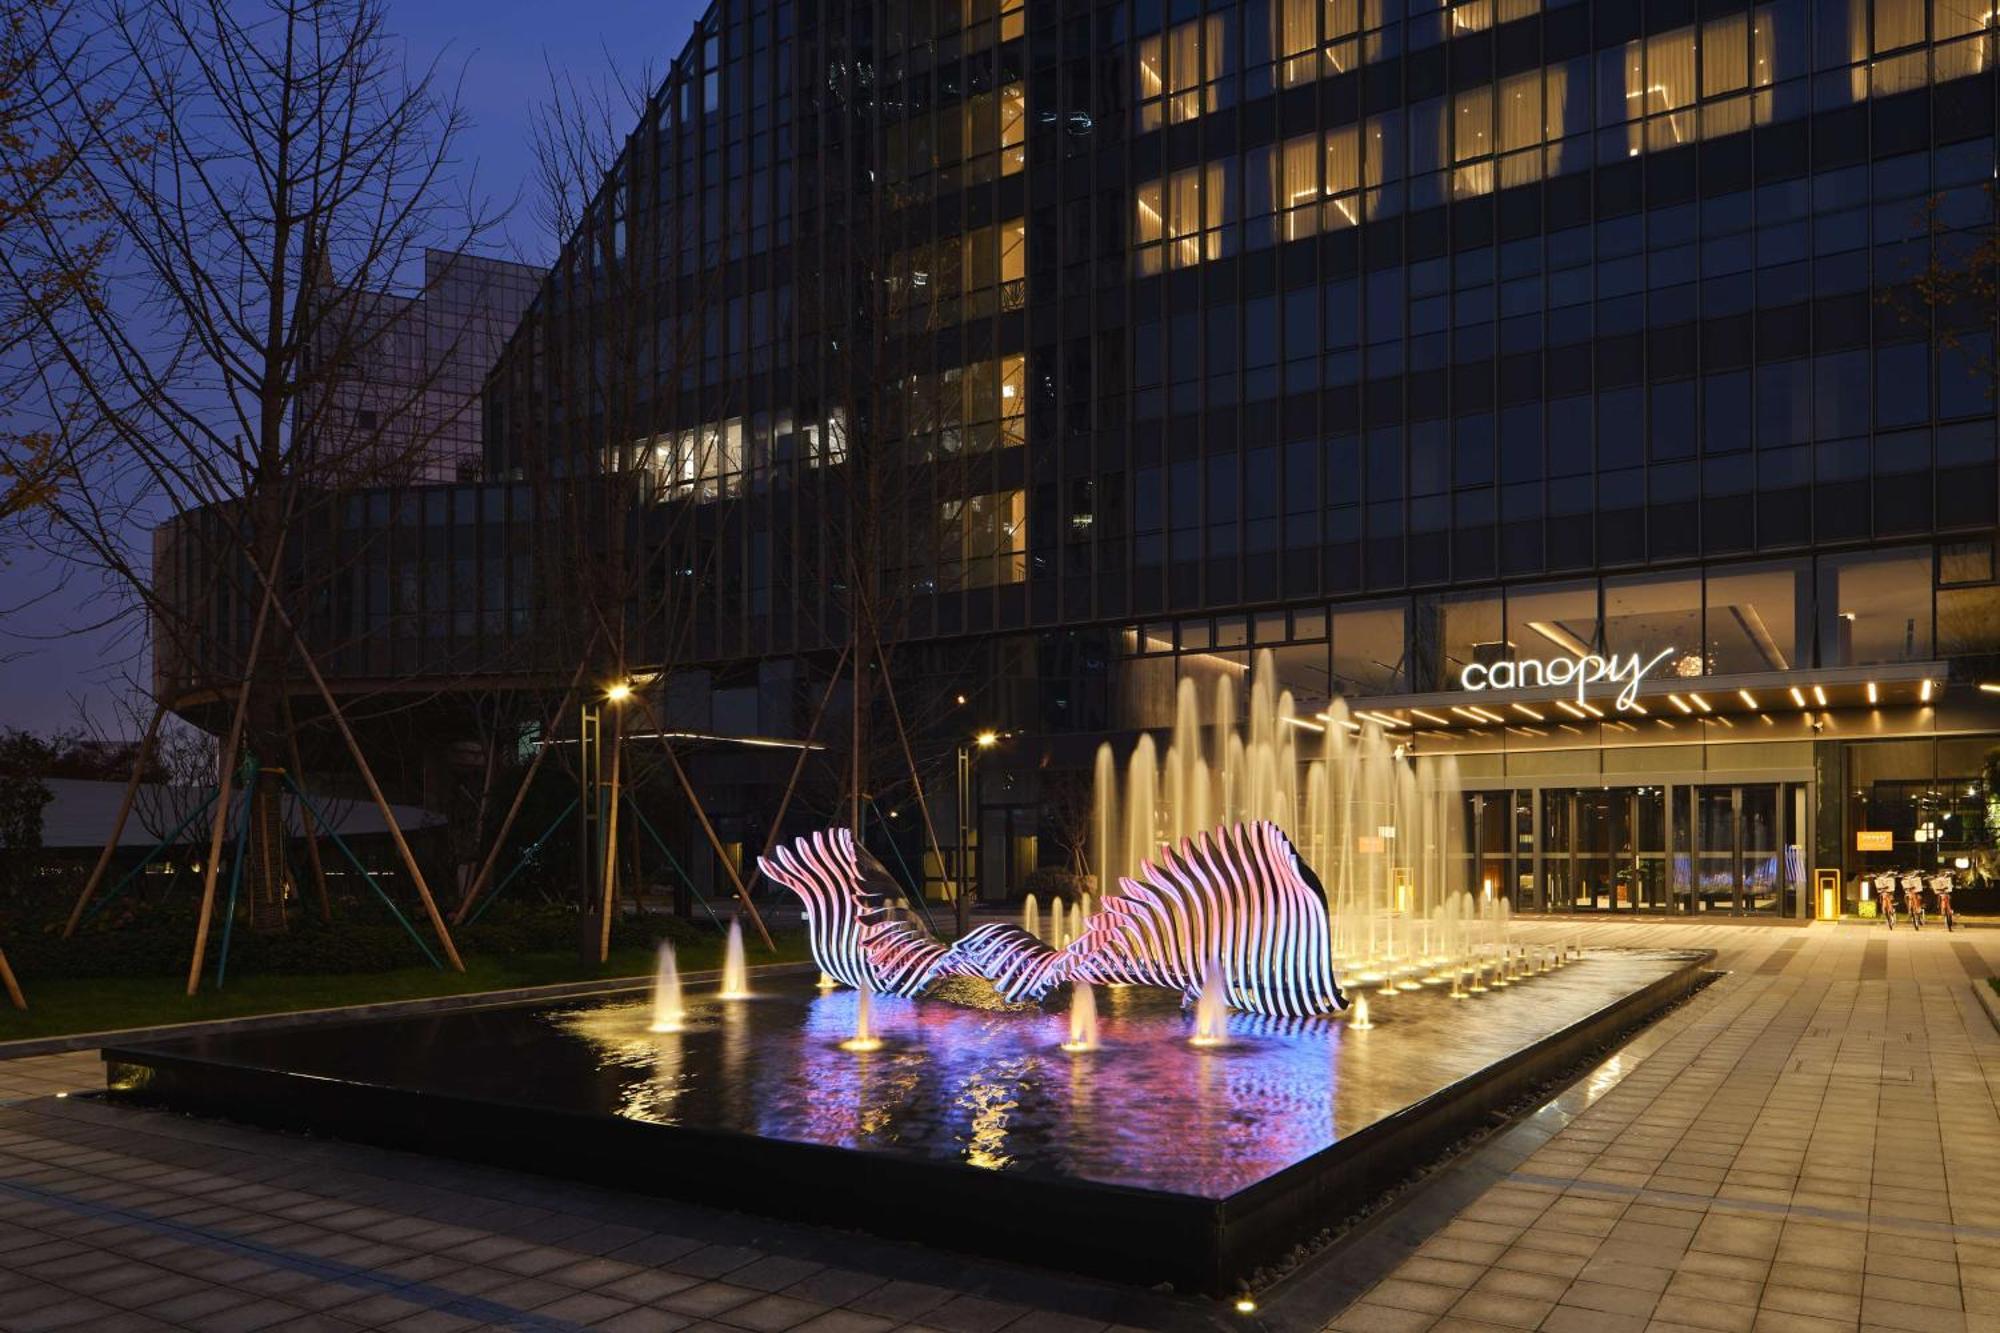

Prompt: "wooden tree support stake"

[659,735,776,952]
[287,634,465,972]
[186,578,280,997]
[64,700,166,939]
[0,946,26,1011]
[454,649,595,924]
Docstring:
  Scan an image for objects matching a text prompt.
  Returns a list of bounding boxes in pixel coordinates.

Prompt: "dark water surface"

[159,949,1698,1200]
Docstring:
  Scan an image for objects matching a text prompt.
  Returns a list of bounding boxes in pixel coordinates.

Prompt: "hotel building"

[162,0,2000,917]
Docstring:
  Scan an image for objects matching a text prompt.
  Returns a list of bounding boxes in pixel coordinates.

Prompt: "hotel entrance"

[1470,781,1810,917]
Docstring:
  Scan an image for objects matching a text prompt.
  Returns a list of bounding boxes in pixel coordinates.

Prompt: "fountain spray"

[648,942,685,1033]
[719,919,750,999]
[1061,983,1099,1053]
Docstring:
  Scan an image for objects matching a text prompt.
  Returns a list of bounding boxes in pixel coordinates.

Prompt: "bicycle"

[1932,873,1956,932]
[1901,873,1925,931]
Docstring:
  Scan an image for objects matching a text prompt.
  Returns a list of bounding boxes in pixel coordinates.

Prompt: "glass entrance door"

[1539,786,1669,912]
[1740,785,1781,914]
[1681,782,1800,915]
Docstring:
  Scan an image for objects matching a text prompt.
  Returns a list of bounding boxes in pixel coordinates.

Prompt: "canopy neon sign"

[1459,648,1675,712]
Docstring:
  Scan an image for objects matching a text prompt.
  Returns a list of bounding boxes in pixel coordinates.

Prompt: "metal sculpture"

[759,828,1041,997]
[758,820,1347,1017]
[1067,821,1347,1018]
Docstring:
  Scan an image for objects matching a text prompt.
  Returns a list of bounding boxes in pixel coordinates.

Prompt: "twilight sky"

[0,0,704,736]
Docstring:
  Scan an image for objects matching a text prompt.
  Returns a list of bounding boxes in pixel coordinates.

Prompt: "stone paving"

[1308,919,2000,1333]
[0,921,1993,1331]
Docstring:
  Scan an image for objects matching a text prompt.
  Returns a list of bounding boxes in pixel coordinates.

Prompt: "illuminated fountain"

[1062,982,1099,1053]
[840,976,883,1053]
[719,919,750,999]
[1091,651,1497,1002]
[112,653,1714,1300]
[648,943,685,1034]
[1188,958,1228,1047]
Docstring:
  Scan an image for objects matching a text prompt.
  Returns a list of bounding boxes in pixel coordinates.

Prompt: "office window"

[944,489,1027,588]
[1604,572,1703,676]
[1821,547,1933,666]
[1441,590,1507,681]
[1705,564,1801,673]
[1507,581,1600,658]
[1331,603,1407,694]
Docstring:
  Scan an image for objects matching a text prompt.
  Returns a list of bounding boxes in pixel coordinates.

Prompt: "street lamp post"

[955,730,1000,938]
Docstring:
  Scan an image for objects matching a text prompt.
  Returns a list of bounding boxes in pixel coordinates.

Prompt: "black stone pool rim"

[101,949,1715,1296]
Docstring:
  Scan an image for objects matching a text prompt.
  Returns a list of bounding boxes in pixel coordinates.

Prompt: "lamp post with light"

[955,729,1001,937]
[577,679,634,961]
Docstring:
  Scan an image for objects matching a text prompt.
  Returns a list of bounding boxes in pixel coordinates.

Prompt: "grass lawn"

[0,932,812,1043]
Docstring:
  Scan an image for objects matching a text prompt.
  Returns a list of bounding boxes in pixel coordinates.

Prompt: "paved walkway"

[1315,919,2000,1333]
[0,922,1993,1331]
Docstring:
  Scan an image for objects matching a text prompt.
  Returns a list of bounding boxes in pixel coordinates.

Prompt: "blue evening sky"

[0,0,705,735]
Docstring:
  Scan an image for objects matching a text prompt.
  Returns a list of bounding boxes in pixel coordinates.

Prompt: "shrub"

[1021,866,1091,902]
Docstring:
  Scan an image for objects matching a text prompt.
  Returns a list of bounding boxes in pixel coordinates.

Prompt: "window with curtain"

[1169,20,1203,122]
[1279,0,1317,86]
[1936,0,1995,40]
[1452,85,1494,197]
[1282,133,1319,240]
[1542,58,1582,174]
[1167,166,1203,268]
[1875,0,1925,52]
[1324,126,1360,227]
[1702,12,1751,94]
[1324,0,1360,70]
[1134,180,1163,274]
[1136,33,1165,131]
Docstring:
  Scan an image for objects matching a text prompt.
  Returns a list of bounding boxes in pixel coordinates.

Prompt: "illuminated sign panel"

[1458,648,1676,713]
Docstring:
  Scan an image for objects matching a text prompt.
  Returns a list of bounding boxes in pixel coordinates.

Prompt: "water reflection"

[544,951,1691,1199]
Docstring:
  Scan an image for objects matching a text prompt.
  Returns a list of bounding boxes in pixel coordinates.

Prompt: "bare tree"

[4,0,501,983]
[0,0,113,533]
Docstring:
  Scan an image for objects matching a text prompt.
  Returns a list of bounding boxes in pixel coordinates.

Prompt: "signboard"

[1355,835,1385,854]
[1856,830,1894,852]
[1458,647,1676,712]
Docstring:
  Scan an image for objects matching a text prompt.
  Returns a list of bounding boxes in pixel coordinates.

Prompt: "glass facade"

[159,0,2000,913]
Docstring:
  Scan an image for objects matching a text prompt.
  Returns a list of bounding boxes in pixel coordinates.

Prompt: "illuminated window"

[641,416,747,501]
[1282,132,1319,240]
[943,490,1027,587]
[1137,16,1228,131]
[1134,180,1164,274]
[962,218,1026,316]
[1324,126,1361,228]
[1000,83,1025,175]
[1452,84,1493,197]
[1135,161,1232,273]
[1279,0,1317,86]
[1875,0,1925,53]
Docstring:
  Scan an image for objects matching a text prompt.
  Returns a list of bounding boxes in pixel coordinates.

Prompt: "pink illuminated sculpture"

[758,821,1347,1017]
[758,828,1043,998]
